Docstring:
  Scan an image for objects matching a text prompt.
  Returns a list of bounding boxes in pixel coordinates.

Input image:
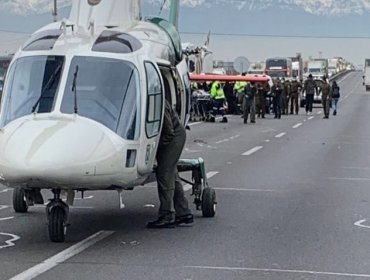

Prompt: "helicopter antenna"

[52,0,58,22]
[158,0,167,16]
[169,0,179,29]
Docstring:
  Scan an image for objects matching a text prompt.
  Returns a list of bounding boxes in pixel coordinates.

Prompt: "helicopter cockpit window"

[61,56,140,140]
[22,29,63,51]
[0,55,64,128]
[92,31,142,54]
[145,62,163,138]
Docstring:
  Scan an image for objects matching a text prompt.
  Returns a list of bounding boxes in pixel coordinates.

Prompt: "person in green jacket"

[210,81,227,123]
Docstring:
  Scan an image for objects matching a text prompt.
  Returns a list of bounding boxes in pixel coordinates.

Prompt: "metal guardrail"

[329,70,352,82]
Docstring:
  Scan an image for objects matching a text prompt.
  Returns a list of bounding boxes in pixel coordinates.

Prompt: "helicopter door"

[137,62,164,175]
[176,59,191,124]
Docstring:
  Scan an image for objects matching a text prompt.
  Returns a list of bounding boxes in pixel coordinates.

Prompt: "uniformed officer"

[282,78,291,115]
[243,82,256,124]
[303,74,318,115]
[147,101,193,228]
[234,73,248,114]
[321,76,331,119]
[211,81,227,123]
[271,79,283,119]
[256,82,267,118]
[290,77,301,115]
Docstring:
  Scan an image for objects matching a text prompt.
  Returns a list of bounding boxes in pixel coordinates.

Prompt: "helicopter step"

[177,158,217,217]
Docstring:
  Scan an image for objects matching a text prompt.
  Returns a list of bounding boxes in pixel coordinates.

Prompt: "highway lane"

[2,71,370,279]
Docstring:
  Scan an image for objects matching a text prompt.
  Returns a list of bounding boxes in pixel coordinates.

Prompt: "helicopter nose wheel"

[46,189,69,242]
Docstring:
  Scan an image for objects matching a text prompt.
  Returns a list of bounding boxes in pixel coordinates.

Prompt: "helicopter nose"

[0,117,121,183]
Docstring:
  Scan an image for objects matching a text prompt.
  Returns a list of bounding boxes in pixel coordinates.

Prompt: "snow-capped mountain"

[1,0,370,16]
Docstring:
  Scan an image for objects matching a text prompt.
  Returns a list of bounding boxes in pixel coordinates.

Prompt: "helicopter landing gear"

[46,189,69,242]
[13,188,28,213]
[177,158,217,218]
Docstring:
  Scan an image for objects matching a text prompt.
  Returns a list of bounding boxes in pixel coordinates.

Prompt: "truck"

[289,53,303,81]
[328,58,339,78]
[306,59,328,79]
[265,57,293,79]
[363,59,370,91]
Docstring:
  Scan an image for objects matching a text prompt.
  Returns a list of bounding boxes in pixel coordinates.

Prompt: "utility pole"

[52,0,58,22]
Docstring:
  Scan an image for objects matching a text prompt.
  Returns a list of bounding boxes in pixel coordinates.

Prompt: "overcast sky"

[1,0,370,66]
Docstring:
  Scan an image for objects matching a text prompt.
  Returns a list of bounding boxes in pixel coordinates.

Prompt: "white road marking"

[188,121,202,127]
[317,111,322,114]
[0,233,20,249]
[354,219,370,229]
[215,188,278,192]
[183,171,219,192]
[75,195,94,200]
[308,116,314,120]
[342,166,370,170]
[264,139,271,143]
[0,205,9,211]
[215,135,240,144]
[242,146,263,156]
[35,205,94,209]
[0,189,10,194]
[8,231,114,280]
[275,132,286,138]
[329,177,370,181]
[292,123,302,129]
[0,217,14,221]
[186,265,370,278]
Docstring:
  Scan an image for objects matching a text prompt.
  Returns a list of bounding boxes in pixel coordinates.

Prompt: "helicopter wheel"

[201,187,216,217]
[48,206,67,242]
[13,188,28,213]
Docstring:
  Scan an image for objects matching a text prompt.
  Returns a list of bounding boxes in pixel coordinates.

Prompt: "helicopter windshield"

[60,56,140,140]
[0,55,64,128]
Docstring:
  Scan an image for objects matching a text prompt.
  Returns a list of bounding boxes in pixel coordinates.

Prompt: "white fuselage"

[0,5,186,191]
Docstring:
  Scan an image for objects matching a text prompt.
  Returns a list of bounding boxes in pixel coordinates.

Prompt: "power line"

[179,31,370,40]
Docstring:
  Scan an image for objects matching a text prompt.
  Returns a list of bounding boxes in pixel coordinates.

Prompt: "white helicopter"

[0,0,268,242]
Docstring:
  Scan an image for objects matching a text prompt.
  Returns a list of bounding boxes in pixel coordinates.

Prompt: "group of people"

[191,73,341,124]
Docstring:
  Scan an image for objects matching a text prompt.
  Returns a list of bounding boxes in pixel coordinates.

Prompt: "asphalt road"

[2,71,370,280]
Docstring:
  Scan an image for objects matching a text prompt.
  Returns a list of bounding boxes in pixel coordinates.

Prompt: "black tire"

[13,188,28,213]
[48,207,66,242]
[202,188,216,217]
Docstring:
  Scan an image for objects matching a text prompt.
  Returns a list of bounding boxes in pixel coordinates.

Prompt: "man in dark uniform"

[321,76,331,119]
[243,82,256,124]
[147,101,193,228]
[282,78,291,115]
[304,74,318,115]
[271,79,283,119]
[290,77,301,115]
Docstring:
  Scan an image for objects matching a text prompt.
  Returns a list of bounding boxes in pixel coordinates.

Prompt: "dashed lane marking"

[308,116,314,120]
[0,217,14,221]
[0,233,20,249]
[0,205,9,211]
[183,171,219,191]
[214,188,278,192]
[275,132,286,138]
[329,177,370,181]
[0,189,10,194]
[188,121,202,127]
[264,140,271,143]
[8,231,114,280]
[242,146,263,156]
[185,265,370,278]
[317,111,322,114]
[292,123,302,129]
[354,219,370,229]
